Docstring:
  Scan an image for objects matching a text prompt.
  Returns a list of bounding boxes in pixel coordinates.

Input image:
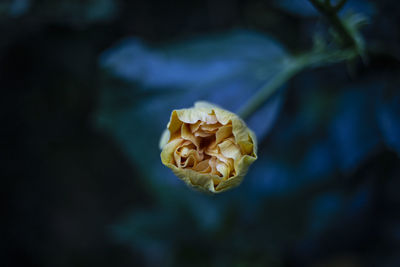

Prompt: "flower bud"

[160,102,257,193]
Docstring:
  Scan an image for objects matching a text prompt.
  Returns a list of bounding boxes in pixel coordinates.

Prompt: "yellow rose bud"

[160,101,257,193]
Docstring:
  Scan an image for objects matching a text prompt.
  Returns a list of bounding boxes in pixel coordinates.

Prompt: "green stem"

[238,0,359,121]
[238,48,357,120]
[308,0,355,48]
[238,60,304,120]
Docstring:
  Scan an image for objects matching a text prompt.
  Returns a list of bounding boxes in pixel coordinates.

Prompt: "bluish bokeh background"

[3,0,400,266]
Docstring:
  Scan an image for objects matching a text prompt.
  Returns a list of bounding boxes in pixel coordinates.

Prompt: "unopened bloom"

[160,101,257,193]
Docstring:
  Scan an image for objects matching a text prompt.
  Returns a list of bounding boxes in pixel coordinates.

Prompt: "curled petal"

[201,123,222,132]
[176,108,218,124]
[194,130,214,137]
[161,138,183,165]
[218,140,241,161]
[181,123,200,148]
[190,121,203,133]
[193,159,210,172]
[215,125,233,144]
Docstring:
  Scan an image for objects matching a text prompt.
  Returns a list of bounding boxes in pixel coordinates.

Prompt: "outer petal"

[213,107,235,125]
[215,154,257,192]
[176,108,218,124]
[165,163,219,193]
[215,125,232,144]
[194,101,221,109]
[161,138,182,165]
[159,128,170,149]
[167,110,183,137]
[231,116,257,156]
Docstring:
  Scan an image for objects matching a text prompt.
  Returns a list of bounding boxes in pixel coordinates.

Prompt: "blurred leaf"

[329,88,381,171]
[101,30,288,89]
[308,193,343,234]
[247,72,385,199]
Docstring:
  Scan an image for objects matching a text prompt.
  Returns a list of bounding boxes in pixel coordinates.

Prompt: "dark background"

[3,0,400,266]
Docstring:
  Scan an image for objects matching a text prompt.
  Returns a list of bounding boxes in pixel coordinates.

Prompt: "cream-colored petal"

[216,153,234,170]
[194,130,214,137]
[190,120,203,132]
[205,146,233,171]
[174,141,191,166]
[215,124,233,144]
[182,155,196,168]
[187,148,204,162]
[213,107,235,125]
[215,174,243,192]
[218,140,241,161]
[194,101,221,109]
[161,138,183,165]
[179,147,191,157]
[175,108,211,124]
[215,153,257,192]
[231,117,249,142]
[204,145,219,157]
[231,117,257,156]
[192,159,209,172]
[215,160,252,192]
[167,110,183,135]
[212,176,223,186]
[159,129,170,149]
[200,165,212,174]
[167,163,217,193]
[209,157,219,176]
[205,114,218,124]
[174,149,181,167]
[181,140,193,146]
[249,129,258,156]
[216,162,229,178]
[181,123,200,148]
[240,140,254,155]
[200,123,221,132]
